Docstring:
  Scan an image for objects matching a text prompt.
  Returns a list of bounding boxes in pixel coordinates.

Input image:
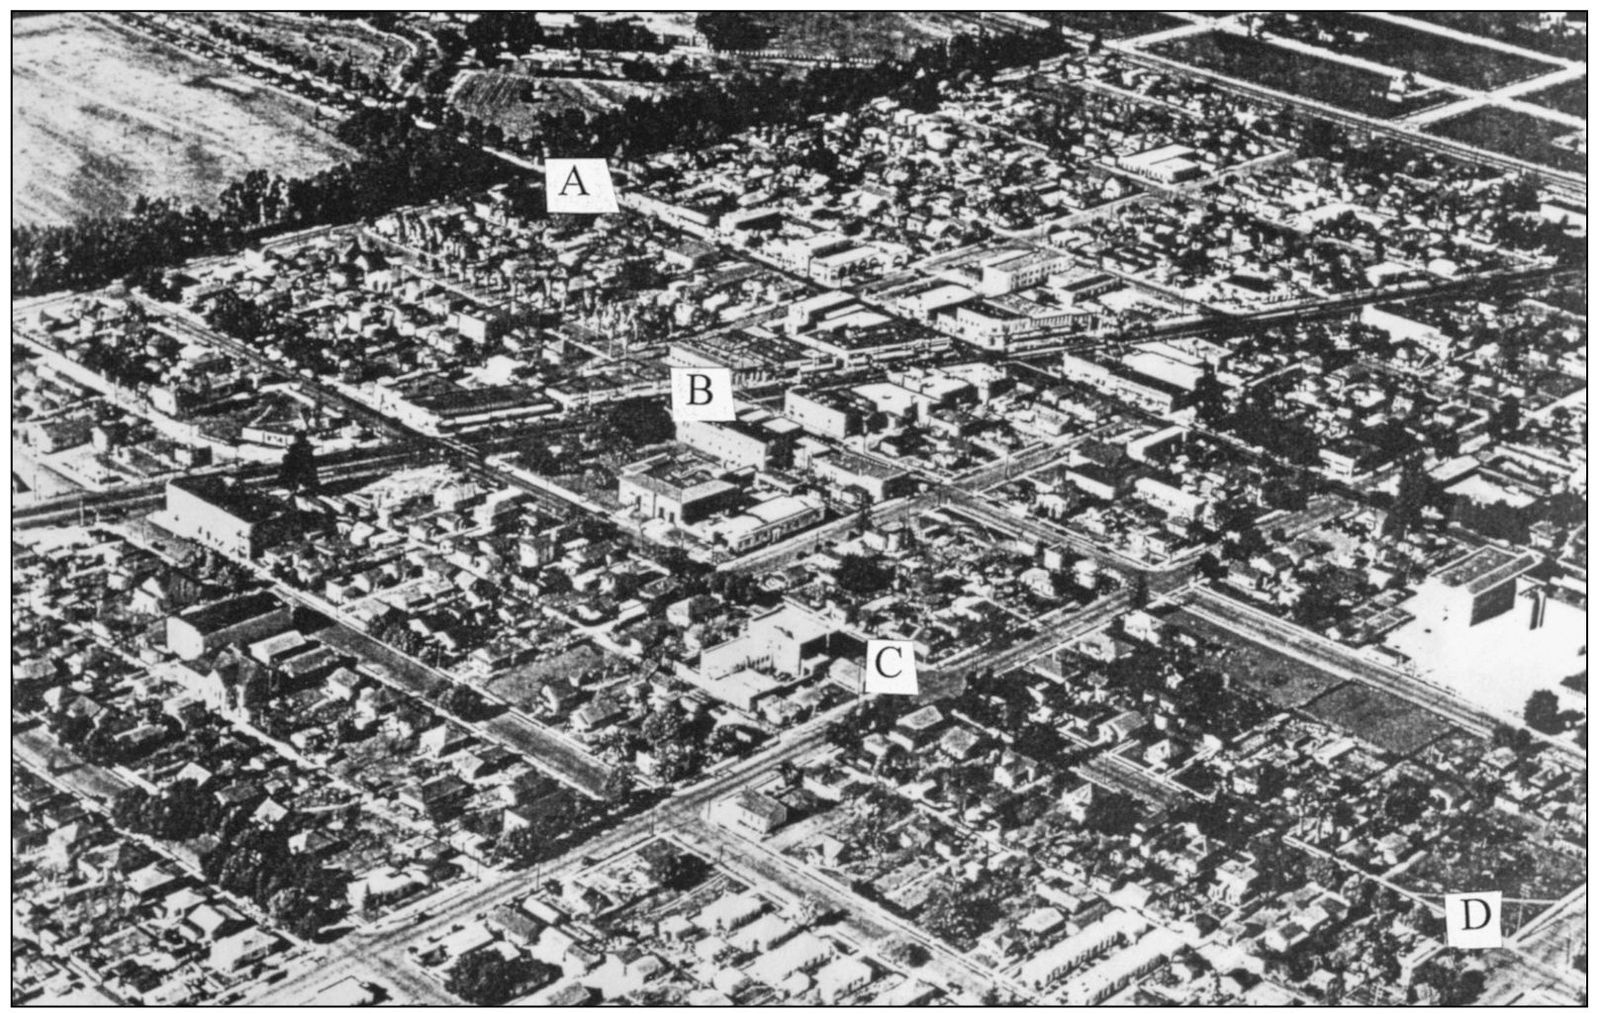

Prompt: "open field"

[451,69,658,139]
[1280,12,1555,91]
[12,12,352,225]
[1400,12,1588,63]
[746,12,1018,60]
[1425,106,1587,174]
[1167,610,1344,709]
[189,11,414,86]
[1145,30,1448,120]
[1521,77,1588,120]
[1304,681,1450,755]
[1044,11,1187,40]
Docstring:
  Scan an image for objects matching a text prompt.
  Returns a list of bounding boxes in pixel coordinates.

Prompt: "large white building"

[158,477,297,559]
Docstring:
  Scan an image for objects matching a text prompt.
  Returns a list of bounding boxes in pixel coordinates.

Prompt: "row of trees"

[15,24,1067,298]
[13,107,508,297]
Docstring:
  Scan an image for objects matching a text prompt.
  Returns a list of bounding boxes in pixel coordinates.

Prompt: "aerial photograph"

[10,10,1587,1008]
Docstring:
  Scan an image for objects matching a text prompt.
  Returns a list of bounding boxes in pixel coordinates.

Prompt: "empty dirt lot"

[13,12,352,225]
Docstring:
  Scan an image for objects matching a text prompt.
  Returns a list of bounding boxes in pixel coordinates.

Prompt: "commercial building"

[1408,545,1540,630]
[1061,353,1188,415]
[809,450,918,503]
[677,410,798,471]
[617,459,741,528]
[702,494,826,554]
[711,791,790,837]
[167,590,296,661]
[976,248,1076,296]
[784,387,864,441]
[159,476,298,559]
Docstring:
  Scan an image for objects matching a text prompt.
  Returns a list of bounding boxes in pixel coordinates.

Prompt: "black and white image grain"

[10,10,1588,1008]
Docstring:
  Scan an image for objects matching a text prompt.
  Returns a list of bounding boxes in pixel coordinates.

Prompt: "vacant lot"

[452,69,656,140]
[192,11,412,86]
[488,643,606,712]
[1045,11,1187,40]
[1397,812,1585,928]
[1426,106,1586,174]
[1401,12,1588,63]
[1283,13,1554,91]
[749,12,984,60]
[1521,77,1587,120]
[13,12,351,225]
[1167,611,1343,709]
[1304,682,1449,755]
[1147,31,1446,119]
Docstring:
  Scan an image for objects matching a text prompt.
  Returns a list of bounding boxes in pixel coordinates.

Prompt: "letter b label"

[671,368,735,421]
[1444,892,1501,948]
[864,640,918,695]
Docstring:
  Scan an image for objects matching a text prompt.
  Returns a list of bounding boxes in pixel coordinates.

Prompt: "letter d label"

[671,368,735,421]
[1444,892,1501,948]
[864,640,918,695]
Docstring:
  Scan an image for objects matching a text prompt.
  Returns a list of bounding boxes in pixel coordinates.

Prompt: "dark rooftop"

[173,591,287,635]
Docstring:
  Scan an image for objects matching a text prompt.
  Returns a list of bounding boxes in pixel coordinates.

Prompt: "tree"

[644,847,708,891]
[268,886,320,939]
[278,433,321,493]
[495,826,546,868]
[604,397,675,447]
[1192,367,1227,425]
[602,765,635,803]
[436,684,489,721]
[641,706,686,746]
[1083,790,1139,837]
[1524,689,1562,734]
[835,554,893,596]
[920,880,988,945]
[446,948,536,1005]
[1384,457,1432,537]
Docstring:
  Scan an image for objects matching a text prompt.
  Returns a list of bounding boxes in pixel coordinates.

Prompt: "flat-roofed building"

[167,591,294,661]
[784,387,863,441]
[809,450,917,503]
[159,476,297,559]
[617,459,741,528]
[1409,545,1539,629]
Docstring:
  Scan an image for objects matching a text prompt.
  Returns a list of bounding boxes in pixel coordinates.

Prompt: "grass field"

[1400,12,1588,63]
[1147,31,1447,120]
[451,69,656,140]
[1304,682,1450,755]
[1285,13,1554,91]
[487,644,606,712]
[1168,611,1344,709]
[1425,106,1586,173]
[748,12,985,61]
[13,12,352,225]
[1520,77,1588,120]
[193,11,412,86]
[1044,11,1187,40]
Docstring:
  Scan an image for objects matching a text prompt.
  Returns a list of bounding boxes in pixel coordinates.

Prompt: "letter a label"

[670,368,735,421]
[864,640,918,695]
[1444,892,1501,948]
[545,158,619,213]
